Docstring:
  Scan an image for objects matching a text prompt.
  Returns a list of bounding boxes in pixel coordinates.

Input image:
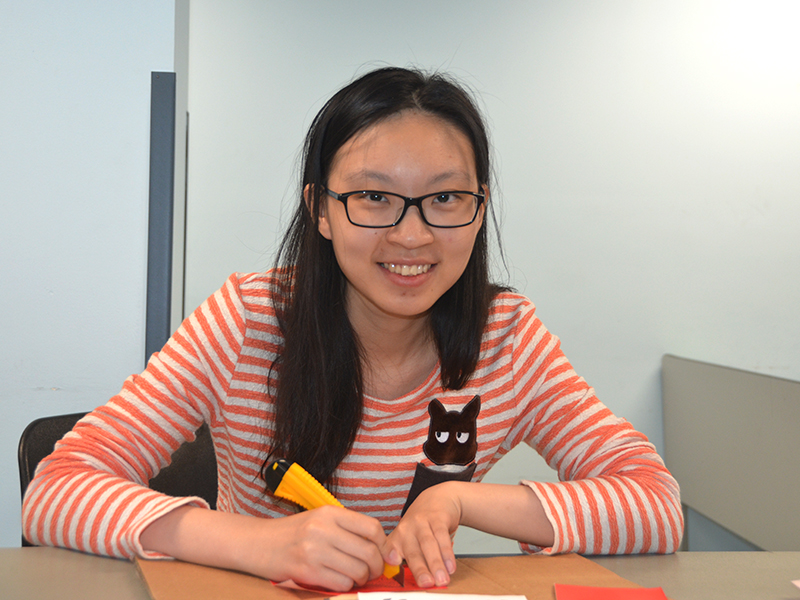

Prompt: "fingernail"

[388,549,401,564]
[445,559,456,574]
[435,569,449,586]
[418,573,434,587]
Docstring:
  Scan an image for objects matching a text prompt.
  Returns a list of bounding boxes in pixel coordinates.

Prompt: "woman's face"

[317,110,485,326]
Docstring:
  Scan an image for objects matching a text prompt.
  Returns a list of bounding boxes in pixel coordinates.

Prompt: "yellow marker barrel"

[265,459,402,583]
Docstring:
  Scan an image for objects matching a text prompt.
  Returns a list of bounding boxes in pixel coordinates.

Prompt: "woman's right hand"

[254,505,388,590]
[141,504,387,592]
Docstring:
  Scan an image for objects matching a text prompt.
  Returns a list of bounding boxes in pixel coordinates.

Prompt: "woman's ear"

[478,184,489,225]
[305,184,332,240]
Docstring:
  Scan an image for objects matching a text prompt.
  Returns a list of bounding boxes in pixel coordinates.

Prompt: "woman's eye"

[456,432,469,444]
[433,193,454,204]
[435,431,450,443]
[367,193,387,203]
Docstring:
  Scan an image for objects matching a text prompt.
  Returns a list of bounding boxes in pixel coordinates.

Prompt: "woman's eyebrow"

[341,170,394,185]
[427,170,474,186]
[341,169,474,188]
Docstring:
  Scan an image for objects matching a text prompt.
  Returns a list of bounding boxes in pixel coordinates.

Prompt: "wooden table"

[2,547,799,600]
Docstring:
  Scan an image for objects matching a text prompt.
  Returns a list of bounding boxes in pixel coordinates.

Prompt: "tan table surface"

[134,553,637,600]
[3,547,800,600]
[1,546,150,600]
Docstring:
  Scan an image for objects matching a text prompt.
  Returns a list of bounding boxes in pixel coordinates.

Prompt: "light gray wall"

[0,1,176,547]
[181,0,800,552]
[2,0,798,554]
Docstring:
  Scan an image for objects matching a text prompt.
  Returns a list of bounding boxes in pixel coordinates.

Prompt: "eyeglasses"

[325,189,484,229]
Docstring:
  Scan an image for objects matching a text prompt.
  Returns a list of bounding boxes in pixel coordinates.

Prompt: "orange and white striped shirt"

[22,272,682,559]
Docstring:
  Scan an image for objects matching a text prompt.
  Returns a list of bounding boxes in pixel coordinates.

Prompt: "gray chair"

[18,412,218,546]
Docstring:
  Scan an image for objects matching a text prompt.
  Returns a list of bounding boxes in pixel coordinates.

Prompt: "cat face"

[422,395,481,466]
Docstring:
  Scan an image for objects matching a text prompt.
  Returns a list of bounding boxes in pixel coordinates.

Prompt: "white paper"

[358,594,527,600]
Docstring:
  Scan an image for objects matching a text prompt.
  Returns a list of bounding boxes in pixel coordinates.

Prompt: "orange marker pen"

[265,458,404,585]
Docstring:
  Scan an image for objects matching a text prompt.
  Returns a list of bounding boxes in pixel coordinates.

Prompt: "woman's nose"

[385,206,435,247]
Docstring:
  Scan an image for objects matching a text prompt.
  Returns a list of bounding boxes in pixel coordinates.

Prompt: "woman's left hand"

[382,480,555,588]
[382,481,462,588]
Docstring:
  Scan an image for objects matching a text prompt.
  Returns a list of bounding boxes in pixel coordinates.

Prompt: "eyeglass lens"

[346,192,478,227]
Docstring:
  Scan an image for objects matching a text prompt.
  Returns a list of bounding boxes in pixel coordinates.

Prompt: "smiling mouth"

[380,263,432,276]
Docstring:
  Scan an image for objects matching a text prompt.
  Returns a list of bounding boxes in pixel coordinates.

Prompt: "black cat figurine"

[423,396,480,467]
[402,395,481,514]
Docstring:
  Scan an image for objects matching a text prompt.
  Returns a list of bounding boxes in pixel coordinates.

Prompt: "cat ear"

[463,395,481,420]
[428,398,446,419]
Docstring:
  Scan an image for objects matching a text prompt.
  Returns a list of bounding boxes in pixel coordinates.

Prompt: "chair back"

[18,412,218,546]
[18,412,86,502]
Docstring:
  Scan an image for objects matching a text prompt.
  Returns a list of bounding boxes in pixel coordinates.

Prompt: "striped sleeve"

[505,298,683,554]
[21,273,248,559]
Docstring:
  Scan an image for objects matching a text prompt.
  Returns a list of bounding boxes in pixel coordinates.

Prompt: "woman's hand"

[259,505,388,590]
[382,481,462,588]
[382,481,556,588]
[141,505,387,592]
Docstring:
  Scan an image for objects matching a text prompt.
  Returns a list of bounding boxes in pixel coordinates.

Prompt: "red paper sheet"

[354,566,433,592]
[555,584,668,600]
[276,566,440,594]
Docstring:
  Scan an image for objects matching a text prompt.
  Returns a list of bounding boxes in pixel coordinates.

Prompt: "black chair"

[18,412,218,546]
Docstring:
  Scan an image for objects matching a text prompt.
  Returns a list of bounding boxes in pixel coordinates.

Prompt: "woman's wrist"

[140,504,196,556]
[140,505,277,578]
[454,481,555,547]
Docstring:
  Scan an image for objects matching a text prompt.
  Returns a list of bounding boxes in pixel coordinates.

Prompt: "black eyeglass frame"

[325,189,485,229]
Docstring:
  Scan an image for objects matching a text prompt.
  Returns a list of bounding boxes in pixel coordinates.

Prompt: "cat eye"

[435,431,449,443]
[456,432,470,444]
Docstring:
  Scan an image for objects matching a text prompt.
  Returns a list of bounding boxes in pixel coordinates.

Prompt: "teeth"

[381,263,432,276]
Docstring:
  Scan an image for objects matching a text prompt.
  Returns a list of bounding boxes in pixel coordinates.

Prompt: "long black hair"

[263,67,505,488]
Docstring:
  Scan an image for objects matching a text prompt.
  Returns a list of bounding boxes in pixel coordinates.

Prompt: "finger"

[296,530,376,589]
[401,536,436,588]
[382,544,403,569]
[282,528,361,591]
[414,522,453,587]
[332,507,388,548]
[434,522,457,575]
[328,510,387,581]
[295,563,356,593]
[292,508,384,586]
[330,534,385,583]
[318,545,374,589]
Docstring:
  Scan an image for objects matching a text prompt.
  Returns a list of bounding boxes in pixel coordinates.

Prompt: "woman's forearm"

[454,481,555,547]
[140,505,276,574]
[140,504,388,592]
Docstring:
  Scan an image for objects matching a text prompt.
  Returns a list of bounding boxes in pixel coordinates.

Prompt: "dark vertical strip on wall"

[181,111,190,321]
[146,72,176,364]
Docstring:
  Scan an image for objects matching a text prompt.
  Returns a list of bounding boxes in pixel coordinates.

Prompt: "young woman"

[22,67,682,592]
